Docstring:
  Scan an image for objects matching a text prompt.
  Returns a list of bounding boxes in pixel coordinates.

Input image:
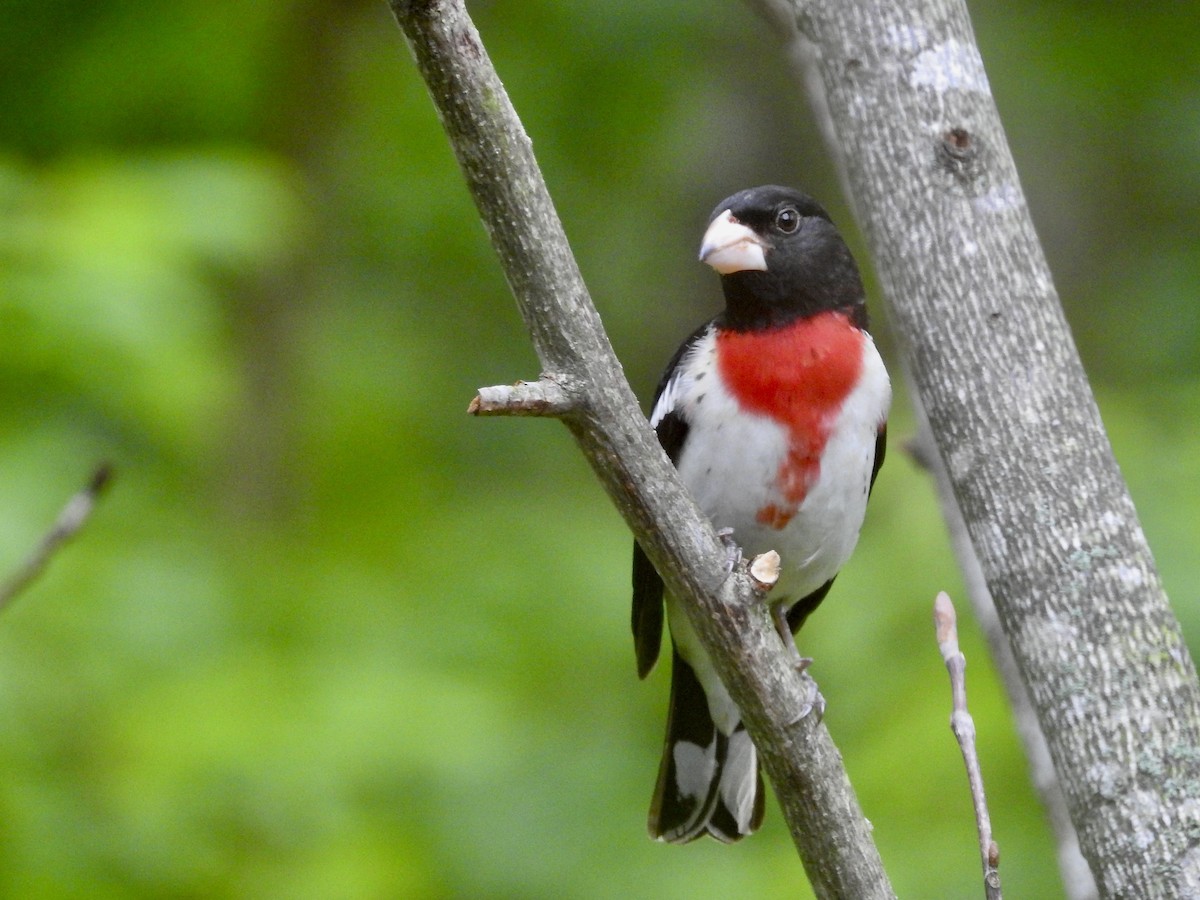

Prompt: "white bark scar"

[910,38,989,94]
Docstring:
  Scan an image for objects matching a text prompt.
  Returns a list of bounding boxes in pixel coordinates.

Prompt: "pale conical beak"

[699,210,768,275]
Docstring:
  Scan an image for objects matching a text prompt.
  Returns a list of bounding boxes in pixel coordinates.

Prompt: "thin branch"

[390,1,893,895]
[0,463,114,613]
[935,592,1002,900]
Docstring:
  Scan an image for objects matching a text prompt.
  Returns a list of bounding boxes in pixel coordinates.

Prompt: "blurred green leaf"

[0,1,1196,897]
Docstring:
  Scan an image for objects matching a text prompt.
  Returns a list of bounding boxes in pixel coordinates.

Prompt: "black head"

[699,185,867,331]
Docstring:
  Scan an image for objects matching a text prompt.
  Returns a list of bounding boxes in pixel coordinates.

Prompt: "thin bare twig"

[0,463,114,613]
[935,591,1002,900]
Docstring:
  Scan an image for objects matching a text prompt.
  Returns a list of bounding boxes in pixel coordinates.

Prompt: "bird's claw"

[771,603,823,723]
[772,603,809,665]
[715,527,742,574]
[788,676,826,725]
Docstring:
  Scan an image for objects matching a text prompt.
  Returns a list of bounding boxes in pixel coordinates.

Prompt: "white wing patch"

[649,326,713,429]
[662,736,720,841]
[649,372,685,428]
[673,739,718,801]
[720,730,759,835]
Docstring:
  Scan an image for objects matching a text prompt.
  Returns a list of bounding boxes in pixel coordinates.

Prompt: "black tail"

[648,647,764,843]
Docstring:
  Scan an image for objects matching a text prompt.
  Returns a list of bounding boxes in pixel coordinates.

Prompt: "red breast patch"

[715,311,865,527]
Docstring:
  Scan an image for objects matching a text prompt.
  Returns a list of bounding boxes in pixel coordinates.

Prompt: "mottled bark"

[790,0,1200,895]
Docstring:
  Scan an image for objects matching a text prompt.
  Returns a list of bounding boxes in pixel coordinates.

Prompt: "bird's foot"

[789,676,826,725]
[770,602,824,723]
[715,527,742,574]
[770,603,810,670]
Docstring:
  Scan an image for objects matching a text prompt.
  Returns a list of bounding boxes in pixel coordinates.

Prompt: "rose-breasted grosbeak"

[631,185,891,843]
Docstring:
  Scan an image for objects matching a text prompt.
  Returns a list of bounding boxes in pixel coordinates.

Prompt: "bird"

[631,185,891,843]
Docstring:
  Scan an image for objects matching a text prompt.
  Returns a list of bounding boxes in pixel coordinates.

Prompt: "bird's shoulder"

[648,319,717,461]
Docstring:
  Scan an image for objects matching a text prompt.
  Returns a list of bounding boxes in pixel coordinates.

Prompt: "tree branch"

[935,592,1002,900]
[468,375,580,418]
[788,0,1200,893]
[389,1,893,895]
[0,463,114,613]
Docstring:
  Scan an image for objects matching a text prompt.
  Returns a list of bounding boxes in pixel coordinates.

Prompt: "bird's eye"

[776,207,800,234]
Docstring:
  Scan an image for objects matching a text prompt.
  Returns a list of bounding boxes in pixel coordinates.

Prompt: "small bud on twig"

[749,550,782,590]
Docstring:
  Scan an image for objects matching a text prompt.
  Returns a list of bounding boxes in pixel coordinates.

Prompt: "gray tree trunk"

[791,0,1200,895]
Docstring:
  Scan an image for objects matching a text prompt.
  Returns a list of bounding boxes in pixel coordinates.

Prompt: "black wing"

[869,421,887,497]
[631,321,712,679]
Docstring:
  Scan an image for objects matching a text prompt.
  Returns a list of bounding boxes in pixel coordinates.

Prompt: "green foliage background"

[1,1,1197,896]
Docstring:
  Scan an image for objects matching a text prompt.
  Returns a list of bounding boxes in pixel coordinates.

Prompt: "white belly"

[662,327,890,732]
[674,330,889,604]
